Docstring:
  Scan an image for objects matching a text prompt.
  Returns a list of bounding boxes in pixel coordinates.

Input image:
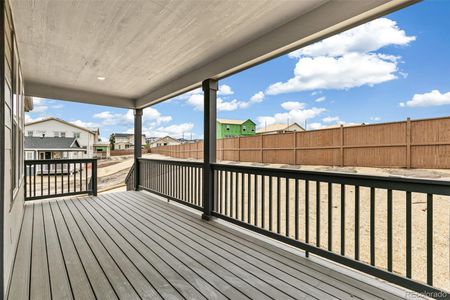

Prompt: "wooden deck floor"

[7,191,405,300]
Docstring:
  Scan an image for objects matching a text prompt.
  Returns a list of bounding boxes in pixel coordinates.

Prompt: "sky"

[25,1,450,142]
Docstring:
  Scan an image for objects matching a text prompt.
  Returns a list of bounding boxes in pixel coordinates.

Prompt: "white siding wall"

[25,120,96,157]
[3,1,25,295]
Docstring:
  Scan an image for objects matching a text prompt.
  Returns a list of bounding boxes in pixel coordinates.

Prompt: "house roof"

[152,136,179,144]
[217,119,255,125]
[256,122,305,133]
[25,137,82,150]
[25,117,98,135]
[11,0,409,109]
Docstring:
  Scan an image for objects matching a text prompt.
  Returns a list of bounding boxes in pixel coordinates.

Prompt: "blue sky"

[26,1,450,141]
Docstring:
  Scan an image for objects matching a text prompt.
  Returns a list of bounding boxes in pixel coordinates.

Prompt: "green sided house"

[217,119,256,139]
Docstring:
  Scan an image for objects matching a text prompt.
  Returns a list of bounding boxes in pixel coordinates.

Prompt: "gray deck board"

[8,191,407,300]
[42,202,73,300]
[30,203,51,300]
[7,203,34,300]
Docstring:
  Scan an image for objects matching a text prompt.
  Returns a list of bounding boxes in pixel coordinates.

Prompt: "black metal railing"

[25,158,97,201]
[136,158,203,210]
[132,158,449,296]
[125,163,136,191]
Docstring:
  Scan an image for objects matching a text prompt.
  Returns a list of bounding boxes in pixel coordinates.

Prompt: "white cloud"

[289,18,415,58]
[218,84,234,95]
[322,116,340,123]
[31,98,48,113]
[400,90,450,107]
[257,103,325,128]
[281,101,305,111]
[144,123,195,138]
[238,91,265,109]
[71,120,101,128]
[93,108,171,126]
[266,53,399,94]
[268,18,415,96]
[315,96,326,102]
[183,87,264,111]
[370,116,381,121]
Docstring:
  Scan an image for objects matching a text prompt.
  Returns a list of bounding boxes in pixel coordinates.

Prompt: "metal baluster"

[370,187,375,266]
[427,193,433,286]
[328,183,333,251]
[355,186,360,260]
[286,178,289,237]
[340,184,345,256]
[295,179,299,240]
[85,162,88,192]
[79,162,82,191]
[241,172,245,221]
[305,180,309,257]
[247,173,251,223]
[225,171,229,216]
[48,163,51,195]
[68,163,71,193]
[254,174,258,226]
[387,189,393,271]
[261,175,265,229]
[230,172,234,218]
[218,171,222,214]
[235,172,238,218]
[406,191,412,278]
[277,177,281,234]
[269,176,273,231]
[316,181,320,246]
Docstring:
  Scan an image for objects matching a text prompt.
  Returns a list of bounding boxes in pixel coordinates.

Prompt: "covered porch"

[8,191,405,300]
[3,0,449,299]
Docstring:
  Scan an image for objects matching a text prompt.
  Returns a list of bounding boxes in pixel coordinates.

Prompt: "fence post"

[406,117,411,169]
[202,79,218,220]
[340,124,344,167]
[260,134,264,163]
[238,136,241,161]
[293,132,297,165]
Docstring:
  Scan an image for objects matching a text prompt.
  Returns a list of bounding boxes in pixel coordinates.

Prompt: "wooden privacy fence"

[150,116,450,169]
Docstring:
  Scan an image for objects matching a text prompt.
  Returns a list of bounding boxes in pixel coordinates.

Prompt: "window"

[53,131,66,137]
[226,125,230,130]
[54,131,59,137]
[73,132,81,138]
[27,130,33,137]
[60,132,66,137]
[25,152,34,160]
[38,130,46,137]
[242,125,247,132]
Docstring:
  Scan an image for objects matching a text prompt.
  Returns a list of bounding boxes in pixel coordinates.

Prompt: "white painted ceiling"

[10,0,414,108]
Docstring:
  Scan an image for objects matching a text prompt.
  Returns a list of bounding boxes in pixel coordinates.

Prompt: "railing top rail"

[211,163,450,196]
[138,158,204,167]
[25,158,97,164]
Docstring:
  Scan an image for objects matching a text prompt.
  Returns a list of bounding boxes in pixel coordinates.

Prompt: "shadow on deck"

[8,191,409,299]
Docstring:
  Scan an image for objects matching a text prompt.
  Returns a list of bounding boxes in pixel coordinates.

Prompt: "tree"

[109,134,115,150]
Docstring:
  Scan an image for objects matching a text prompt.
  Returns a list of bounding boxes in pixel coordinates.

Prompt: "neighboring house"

[145,136,158,145]
[25,117,99,158]
[111,133,146,150]
[24,137,85,174]
[256,123,305,135]
[150,136,180,148]
[177,138,199,144]
[217,119,256,139]
[94,142,110,159]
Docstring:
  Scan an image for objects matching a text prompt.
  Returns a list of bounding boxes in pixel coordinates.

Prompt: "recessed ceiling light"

[97,76,106,81]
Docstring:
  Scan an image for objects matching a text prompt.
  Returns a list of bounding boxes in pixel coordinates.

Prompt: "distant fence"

[110,148,150,156]
[150,116,450,169]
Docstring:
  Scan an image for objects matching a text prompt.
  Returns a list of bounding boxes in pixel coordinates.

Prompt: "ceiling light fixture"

[97,76,106,81]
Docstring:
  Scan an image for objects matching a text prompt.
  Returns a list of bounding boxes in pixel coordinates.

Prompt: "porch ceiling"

[11,0,416,109]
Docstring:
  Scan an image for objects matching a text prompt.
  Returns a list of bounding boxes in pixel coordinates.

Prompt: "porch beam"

[202,79,218,220]
[134,108,143,191]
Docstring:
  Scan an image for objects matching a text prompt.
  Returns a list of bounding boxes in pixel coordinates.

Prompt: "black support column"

[134,108,143,191]
[202,79,218,220]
